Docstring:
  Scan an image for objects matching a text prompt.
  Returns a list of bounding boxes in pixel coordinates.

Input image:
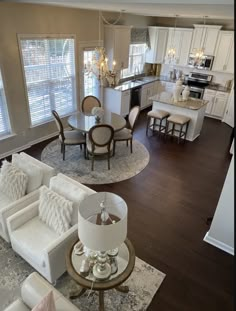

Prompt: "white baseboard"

[0,132,58,160]
[204,232,234,255]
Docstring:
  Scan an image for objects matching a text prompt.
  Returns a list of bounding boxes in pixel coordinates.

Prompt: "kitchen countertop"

[149,92,208,110]
[205,84,230,92]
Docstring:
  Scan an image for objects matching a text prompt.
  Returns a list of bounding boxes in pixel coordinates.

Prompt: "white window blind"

[19,37,76,126]
[0,70,11,137]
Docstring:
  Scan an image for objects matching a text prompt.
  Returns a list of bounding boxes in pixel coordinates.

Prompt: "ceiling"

[3,0,234,19]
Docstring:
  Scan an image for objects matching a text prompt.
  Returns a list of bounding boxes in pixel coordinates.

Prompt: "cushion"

[49,175,88,225]
[147,109,170,119]
[3,299,30,311]
[0,160,28,201]
[39,186,73,235]
[167,114,191,125]
[32,291,56,311]
[12,153,43,194]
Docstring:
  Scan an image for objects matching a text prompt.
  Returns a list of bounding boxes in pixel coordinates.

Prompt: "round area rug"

[41,139,149,184]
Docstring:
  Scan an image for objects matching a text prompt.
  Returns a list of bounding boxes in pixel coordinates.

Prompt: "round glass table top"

[68,111,126,133]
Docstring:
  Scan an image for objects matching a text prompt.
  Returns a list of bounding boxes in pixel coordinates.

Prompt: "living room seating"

[0,152,55,242]
[3,272,79,311]
[81,95,101,114]
[7,173,96,283]
[113,105,140,155]
[52,110,86,160]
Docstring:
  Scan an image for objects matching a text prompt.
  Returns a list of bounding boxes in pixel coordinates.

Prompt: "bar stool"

[146,109,170,136]
[165,114,191,143]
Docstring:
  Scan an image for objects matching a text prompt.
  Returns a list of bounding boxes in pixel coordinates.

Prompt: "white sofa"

[7,173,96,283]
[4,272,80,311]
[0,152,55,242]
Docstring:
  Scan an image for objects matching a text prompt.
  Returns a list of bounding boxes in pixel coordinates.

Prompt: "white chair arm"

[7,201,39,233]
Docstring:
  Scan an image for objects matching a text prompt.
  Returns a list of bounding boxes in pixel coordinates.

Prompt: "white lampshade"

[78,192,128,252]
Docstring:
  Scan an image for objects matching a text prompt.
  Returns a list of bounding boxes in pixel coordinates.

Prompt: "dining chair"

[81,95,102,114]
[52,110,86,160]
[87,124,114,171]
[113,106,140,155]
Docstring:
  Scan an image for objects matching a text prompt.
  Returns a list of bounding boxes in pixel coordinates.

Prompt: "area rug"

[0,237,165,311]
[41,139,150,184]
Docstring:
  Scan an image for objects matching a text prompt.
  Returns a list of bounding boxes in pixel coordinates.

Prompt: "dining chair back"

[52,110,86,160]
[87,124,114,170]
[81,96,102,114]
[128,106,140,133]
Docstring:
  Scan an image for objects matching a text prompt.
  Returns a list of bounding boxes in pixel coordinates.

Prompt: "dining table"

[67,110,126,133]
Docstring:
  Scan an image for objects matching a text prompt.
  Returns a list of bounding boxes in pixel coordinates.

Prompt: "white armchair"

[7,173,96,283]
[0,152,55,242]
[4,272,80,311]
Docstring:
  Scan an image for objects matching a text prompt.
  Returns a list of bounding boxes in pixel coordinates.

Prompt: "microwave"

[188,54,214,70]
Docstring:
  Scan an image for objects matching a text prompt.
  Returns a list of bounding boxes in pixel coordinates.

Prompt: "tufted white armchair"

[7,173,96,283]
[0,152,55,242]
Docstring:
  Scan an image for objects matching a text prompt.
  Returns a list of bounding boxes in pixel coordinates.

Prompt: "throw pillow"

[32,291,56,311]
[12,153,43,193]
[39,185,73,235]
[49,175,88,225]
[0,160,28,201]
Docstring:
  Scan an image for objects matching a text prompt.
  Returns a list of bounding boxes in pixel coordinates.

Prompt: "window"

[19,36,76,126]
[121,44,147,78]
[0,69,11,137]
[83,49,100,98]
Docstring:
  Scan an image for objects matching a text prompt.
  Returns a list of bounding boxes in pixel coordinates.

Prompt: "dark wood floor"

[21,110,234,311]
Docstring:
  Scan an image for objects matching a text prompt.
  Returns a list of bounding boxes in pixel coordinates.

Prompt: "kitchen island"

[149,92,208,141]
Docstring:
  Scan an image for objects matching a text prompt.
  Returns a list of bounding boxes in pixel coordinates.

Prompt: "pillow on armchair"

[0,160,28,201]
[39,186,73,235]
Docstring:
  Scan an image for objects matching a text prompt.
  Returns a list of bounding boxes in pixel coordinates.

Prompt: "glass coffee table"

[66,238,135,311]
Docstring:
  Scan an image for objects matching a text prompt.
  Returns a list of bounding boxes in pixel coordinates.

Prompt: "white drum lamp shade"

[78,192,128,251]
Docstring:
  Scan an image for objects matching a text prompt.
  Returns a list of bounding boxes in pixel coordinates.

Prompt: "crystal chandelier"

[166,15,178,64]
[193,16,207,66]
[84,11,121,87]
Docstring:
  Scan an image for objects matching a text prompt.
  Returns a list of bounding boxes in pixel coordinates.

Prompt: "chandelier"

[193,16,207,66]
[84,11,122,87]
[166,15,178,64]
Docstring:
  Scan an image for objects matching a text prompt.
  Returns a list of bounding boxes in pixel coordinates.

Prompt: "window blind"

[19,37,76,126]
[0,70,11,137]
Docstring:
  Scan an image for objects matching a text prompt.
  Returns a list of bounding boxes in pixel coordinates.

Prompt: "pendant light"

[166,15,178,64]
[194,16,207,66]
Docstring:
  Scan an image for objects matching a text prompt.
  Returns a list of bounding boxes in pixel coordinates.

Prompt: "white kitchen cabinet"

[103,88,130,117]
[165,28,193,66]
[140,82,154,109]
[212,31,234,74]
[104,25,131,70]
[145,27,168,64]
[203,89,229,119]
[190,25,222,56]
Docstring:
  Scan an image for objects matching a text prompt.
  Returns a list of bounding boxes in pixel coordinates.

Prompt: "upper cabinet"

[164,28,193,66]
[104,25,131,70]
[190,25,222,56]
[145,27,168,64]
[212,31,234,74]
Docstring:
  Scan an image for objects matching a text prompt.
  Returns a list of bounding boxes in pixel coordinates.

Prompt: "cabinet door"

[146,28,168,64]
[177,30,193,66]
[211,93,228,118]
[121,90,130,116]
[165,29,181,64]
[212,32,233,72]
[225,39,234,73]
[191,27,205,53]
[140,87,148,109]
[203,28,220,55]
[203,94,215,114]
[145,28,158,63]
[114,28,131,69]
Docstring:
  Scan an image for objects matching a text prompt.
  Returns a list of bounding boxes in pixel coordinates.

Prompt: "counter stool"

[146,109,170,136]
[165,114,191,143]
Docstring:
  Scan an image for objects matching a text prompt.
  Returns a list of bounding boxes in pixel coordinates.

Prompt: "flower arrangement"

[91,107,104,122]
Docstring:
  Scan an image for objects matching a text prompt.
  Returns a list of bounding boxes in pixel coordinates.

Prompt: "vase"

[182,86,190,101]
[95,116,101,123]
[173,80,183,102]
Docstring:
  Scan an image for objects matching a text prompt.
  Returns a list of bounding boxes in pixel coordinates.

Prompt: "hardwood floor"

[21,110,234,311]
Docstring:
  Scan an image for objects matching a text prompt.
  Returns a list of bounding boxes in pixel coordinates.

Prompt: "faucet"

[133,65,140,81]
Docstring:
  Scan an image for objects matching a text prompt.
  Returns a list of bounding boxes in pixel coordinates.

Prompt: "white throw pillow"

[12,153,43,194]
[49,175,88,225]
[39,186,73,235]
[0,160,28,201]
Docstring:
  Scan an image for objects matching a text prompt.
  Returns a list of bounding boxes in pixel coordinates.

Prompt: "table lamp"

[78,192,128,280]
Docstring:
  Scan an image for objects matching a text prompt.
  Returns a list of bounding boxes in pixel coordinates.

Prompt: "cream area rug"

[0,237,166,311]
[41,139,150,184]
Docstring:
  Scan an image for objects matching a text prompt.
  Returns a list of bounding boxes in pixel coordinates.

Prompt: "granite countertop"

[205,84,230,93]
[149,92,208,110]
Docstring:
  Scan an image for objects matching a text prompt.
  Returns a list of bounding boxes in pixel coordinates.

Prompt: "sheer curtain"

[0,69,11,137]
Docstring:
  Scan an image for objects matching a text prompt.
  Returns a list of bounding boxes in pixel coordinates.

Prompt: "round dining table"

[68,111,126,133]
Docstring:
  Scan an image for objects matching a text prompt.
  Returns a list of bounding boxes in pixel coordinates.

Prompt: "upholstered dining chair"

[81,95,102,114]
[52,110,86,160]
[113,106,140,155]
[87,124,114,171]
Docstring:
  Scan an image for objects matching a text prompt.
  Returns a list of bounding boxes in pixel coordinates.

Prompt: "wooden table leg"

[99,290,105,311]
[69,286,87,299]
[116,285,129,293]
